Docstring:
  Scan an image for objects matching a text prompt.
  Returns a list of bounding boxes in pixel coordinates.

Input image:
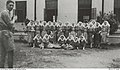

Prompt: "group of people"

[26,20,110,50]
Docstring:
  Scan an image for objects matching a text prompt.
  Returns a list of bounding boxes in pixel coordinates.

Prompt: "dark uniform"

[64,22,70,38]
[33,34,42,48]
[42,34,50,48]
[88,24,94,48]
[78,35,87,50]
[94,24,102,48]
[58,35,66,48]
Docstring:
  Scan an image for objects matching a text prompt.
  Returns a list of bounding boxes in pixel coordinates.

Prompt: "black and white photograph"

[0,0,120,69]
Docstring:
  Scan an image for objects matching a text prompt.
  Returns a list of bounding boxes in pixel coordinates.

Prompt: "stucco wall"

[58,0,78,23]
[27,0,34,20]
[2,0,115,22]
[36,0,45,21]
[104,0,114,13]
[92,0,102,15]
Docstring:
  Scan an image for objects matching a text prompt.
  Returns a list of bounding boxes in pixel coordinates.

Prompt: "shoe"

[83,47,85,50]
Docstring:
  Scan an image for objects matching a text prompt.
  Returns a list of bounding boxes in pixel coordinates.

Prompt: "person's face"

[65,23,68,26]
[96,23,99,27]
[104,22,107,25]
[92,21,95,24]
[72,28,75,31]
[79,23,81,26]
[7,2,14,11]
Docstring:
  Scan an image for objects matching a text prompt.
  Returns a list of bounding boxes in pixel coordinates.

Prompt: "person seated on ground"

[42,33,50,48]
[32,32,42,49]
[73,36,79,50]
[57,30,64,40]
[78,35,87,50]
[65,34,75,50]
[58,34,67,49]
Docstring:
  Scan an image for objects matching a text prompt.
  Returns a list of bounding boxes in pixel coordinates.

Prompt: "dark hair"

[6,0,14,5]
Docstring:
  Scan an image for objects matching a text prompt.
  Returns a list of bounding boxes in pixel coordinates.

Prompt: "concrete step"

[108,35,120,44]
[108,35,120,38]
[13,32,28,41]
[108,25,120,44]
[114,29,120,34]
[118,25,120,29]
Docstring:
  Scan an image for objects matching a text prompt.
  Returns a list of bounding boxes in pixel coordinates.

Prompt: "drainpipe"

[34,0,37,21]
[102,0,104,18]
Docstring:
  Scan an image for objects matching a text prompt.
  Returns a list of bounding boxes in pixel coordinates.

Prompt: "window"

[45,0,58,9]
[78,0,92,22]
[114,0,120,21]
[15,1,27,22]
[78,0,92,9]
[44,0,58,22]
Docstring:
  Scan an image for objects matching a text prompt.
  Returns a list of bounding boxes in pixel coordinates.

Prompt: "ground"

[11,43,120,68]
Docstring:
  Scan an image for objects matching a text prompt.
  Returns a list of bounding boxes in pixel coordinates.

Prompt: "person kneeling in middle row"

[32,32,43,49]
[58,34,67,49]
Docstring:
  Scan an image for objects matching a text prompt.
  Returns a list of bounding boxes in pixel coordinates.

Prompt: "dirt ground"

[12,43,120,68]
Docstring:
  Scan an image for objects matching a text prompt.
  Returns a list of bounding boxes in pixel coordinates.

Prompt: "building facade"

[0,0,119,23]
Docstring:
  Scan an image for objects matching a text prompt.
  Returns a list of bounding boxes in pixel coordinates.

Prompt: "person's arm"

[64,37,67,41]
[33,35,38,40]
[1,11,17,29]
[11,15,17,23]
[1,11,11,27]
[58,36,61,41]
[63,36,67,41]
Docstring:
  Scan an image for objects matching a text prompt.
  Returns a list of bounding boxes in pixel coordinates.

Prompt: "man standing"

[0,0,17,68]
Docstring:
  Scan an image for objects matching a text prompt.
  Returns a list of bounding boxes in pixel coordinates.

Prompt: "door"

[44,9,57,22]
[78,8,91,22]
[114,0,120,22]
[78,0,92,22]
[16,1,27,22]
[44,0,58,22]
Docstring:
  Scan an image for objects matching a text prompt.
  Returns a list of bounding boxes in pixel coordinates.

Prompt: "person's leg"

[78,42,81,49]
[0,31,7,68]
[32,40,36,48]
[83,42,86,50]
[8,50,14,68]
[0,47,7,68]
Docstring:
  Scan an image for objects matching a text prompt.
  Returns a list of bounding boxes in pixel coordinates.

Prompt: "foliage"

[97,11,119,34]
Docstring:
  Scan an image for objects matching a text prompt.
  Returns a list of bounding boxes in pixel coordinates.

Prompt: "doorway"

[15,1,27,22]
[114,0,120,22]
[78,0,92,22]
[44,0,58,22]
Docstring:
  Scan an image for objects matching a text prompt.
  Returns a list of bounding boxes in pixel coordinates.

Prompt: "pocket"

[2,30,10,38]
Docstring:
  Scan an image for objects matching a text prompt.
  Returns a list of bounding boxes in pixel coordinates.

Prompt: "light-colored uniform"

[27,21,35,44]
[101,21,110,43]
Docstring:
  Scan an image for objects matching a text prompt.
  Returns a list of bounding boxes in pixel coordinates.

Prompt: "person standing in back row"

[0,0,17,68]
